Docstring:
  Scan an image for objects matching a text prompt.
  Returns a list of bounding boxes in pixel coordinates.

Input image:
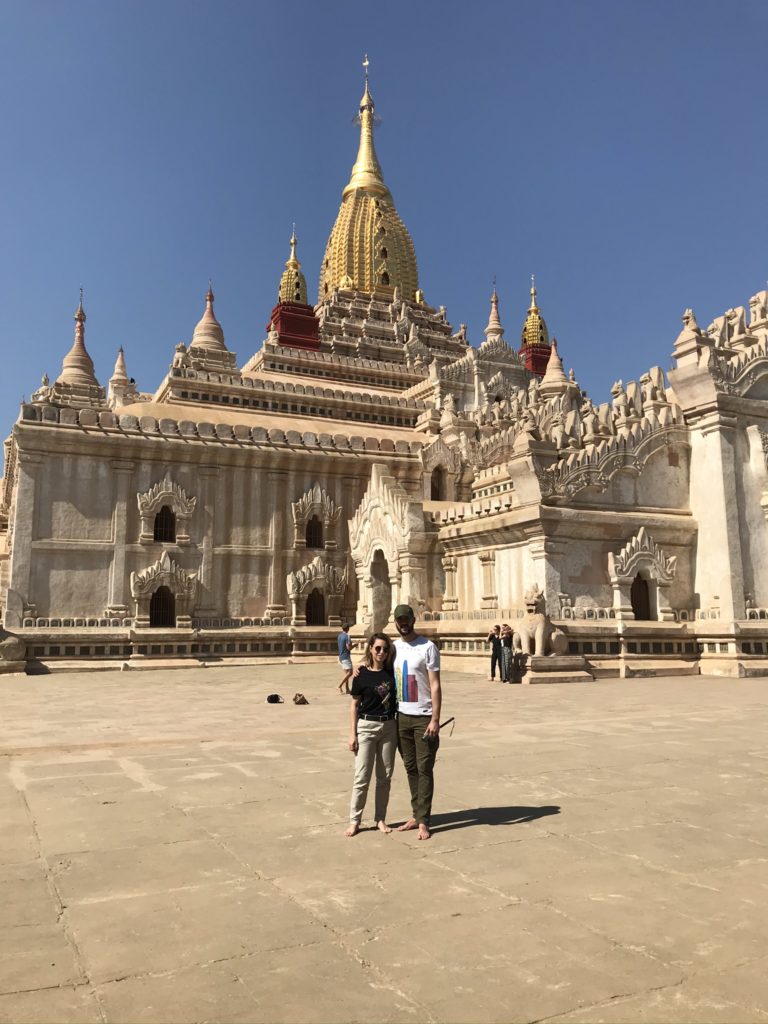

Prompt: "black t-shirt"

[488,632,502,652]
[351,666,396,718]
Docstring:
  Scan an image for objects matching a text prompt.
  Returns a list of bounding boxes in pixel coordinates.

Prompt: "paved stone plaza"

[2,663,768,1023]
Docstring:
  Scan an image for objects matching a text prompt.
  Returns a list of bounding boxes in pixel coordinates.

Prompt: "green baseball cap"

[393,604,415,620]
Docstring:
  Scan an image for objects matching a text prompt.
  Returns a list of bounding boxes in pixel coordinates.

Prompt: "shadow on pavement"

[427,804,561,833]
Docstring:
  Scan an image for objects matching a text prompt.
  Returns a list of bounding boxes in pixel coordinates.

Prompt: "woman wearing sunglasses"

[345,632,397,837]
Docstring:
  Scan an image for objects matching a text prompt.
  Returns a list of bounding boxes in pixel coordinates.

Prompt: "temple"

[2,67,768,679]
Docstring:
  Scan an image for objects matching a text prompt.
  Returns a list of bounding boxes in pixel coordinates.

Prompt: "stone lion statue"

[0,628,26,667]
[513,585,569,657]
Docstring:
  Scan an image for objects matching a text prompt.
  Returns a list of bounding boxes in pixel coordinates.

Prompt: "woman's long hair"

[364,631,395,671]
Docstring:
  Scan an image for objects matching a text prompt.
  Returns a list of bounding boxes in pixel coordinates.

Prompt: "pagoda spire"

[190,285,227,352]
[110,346,129,384]
[539,338,570,397]
[107,345,138,408]
[56,289,99,386]
[278,227,308,304]
[343,55,390,199]
[483,280,504,343]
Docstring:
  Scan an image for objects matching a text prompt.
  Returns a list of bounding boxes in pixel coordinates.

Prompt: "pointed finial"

[484,284,504,341]
[529,274,538,311]
[75,286,86,322]
[344,54,387,198]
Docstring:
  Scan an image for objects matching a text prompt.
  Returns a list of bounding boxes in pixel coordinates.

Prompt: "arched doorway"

[306,588,325,625]
[150,586,176,627]
[630,574,651,620]
[430,467,446,500]
[370,549,392,631]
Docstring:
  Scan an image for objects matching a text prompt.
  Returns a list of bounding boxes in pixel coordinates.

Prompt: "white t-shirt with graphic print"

[394,635,440,716]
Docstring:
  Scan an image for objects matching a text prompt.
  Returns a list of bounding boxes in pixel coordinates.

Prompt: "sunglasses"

[371,644,389,653]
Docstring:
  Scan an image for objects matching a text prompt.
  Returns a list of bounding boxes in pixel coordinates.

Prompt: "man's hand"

[423,719,440,740]
[349,736,359,753]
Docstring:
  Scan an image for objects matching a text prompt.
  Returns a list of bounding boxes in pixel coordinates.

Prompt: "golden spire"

[190,284,227,351]
[343,55,389,200]
[278,226,308,304]
[319,59,419,301]
[57,289,99,386]
[521,274,550,348]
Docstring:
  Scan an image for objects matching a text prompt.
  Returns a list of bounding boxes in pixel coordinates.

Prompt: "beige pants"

[349,718,398,825]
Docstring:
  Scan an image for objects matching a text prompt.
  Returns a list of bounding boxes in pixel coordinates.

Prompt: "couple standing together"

[344,605,442,841]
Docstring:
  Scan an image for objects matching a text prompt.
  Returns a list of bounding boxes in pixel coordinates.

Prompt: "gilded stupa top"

[319,58,419,302]
[342,69,390,201]
[278,228,308,305]
[521,276,550,348]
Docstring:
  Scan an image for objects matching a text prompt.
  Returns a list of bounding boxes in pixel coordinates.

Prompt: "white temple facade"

[2,75,768,678]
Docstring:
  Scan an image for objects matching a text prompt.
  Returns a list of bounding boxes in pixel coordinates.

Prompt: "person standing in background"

[337,622,353,694]
[500,623,513,683]
[487,624,502,681]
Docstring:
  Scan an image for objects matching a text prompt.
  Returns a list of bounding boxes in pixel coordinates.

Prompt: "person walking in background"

[500,623,513,683]
[392,604,442,841]
[345,632,397,836]
[487,624,502,681]
[337,622,353,694]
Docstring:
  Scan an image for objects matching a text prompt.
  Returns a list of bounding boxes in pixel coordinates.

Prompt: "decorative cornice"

[536,423,689,502]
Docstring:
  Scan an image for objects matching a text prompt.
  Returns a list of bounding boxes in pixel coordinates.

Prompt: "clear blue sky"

[1,0,766,446]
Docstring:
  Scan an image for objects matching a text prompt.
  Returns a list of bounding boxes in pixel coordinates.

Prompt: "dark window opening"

[306,515,323,548]
[431,466,446,501]
[150,586,176,628]
[630,574,651,621]
[154,505,176,543]
[306,588,325,626]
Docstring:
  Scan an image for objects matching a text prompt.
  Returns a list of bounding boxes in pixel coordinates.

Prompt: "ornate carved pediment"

[137,478,196,517]
[709,337,768,398]
[292,483,342,527]
[609,527,676,583]
[421,435,462,475]
[287,555,347,598]
[291,483,342,548]
[536,423,689,502]
[349,463,426,568]
[131,550,198,598]
[137,478,196,544]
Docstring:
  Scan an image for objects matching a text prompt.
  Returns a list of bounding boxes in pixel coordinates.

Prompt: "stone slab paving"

[1,665,768,1023]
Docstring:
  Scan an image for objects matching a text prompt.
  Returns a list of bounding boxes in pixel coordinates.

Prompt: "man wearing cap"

[392,604,442,840]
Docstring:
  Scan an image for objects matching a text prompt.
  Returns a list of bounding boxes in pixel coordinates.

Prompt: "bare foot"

[344,823,360,837]
[397,818,418,832]
[376,820,392,834]
[417,823,431,840]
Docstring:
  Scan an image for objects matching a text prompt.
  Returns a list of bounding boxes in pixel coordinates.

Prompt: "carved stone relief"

[137,478,196,545]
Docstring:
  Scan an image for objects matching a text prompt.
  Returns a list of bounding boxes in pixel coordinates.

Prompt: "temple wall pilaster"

[4,451,42,627]
[105,460,134,615]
